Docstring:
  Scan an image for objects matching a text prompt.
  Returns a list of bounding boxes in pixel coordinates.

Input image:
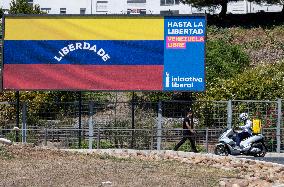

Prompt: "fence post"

[150,129,154,150]
[205,128,209,153]
[22,102,27,144]
[44,128,47,146]
[97,127,100,149]
[277,99,282,153]
[78,92,82,149]
[156,101,162,150]
[227,100,232,129]
[88,101,94,150]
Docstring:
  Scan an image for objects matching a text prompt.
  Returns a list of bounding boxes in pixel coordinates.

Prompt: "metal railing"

[0,99,283,152]
[1,127,282,153]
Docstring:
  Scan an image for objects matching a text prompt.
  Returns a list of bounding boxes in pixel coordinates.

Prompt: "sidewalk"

[265,153,284,157]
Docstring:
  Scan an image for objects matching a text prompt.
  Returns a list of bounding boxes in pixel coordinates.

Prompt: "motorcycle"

[214,128,267,157]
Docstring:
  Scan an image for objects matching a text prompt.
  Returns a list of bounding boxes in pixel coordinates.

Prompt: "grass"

[0,145,13,160]
[0,145,237,187]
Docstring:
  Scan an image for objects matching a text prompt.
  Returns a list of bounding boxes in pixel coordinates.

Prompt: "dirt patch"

[0,145,236,187]
[2,144,284,187]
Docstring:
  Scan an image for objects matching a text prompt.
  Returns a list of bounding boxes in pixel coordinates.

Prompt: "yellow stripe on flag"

[5,17,164,40]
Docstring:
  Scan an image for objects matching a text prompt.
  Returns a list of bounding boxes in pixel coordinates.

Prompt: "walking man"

[174,110,198,152]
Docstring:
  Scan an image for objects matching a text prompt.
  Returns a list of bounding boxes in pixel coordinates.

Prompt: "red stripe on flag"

[3,64,163,90]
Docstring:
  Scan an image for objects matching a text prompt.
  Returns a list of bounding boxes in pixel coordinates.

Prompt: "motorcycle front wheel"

[214,144,229,156]
[252,142,266,157]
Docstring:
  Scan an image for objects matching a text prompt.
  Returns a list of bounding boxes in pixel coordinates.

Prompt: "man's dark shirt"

[183,116,193,135]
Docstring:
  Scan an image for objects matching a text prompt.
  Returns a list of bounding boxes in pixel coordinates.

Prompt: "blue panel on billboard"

[163,16,206,92]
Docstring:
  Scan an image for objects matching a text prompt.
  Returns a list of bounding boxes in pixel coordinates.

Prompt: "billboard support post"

[131,92,135,149]
[21,102,27,144]
[15,91,20,142]
[157,101,162,150]
[78,91,82,148]
[88,101,94,150]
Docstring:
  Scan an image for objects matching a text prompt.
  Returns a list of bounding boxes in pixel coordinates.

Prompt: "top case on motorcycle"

[252,119,262,134]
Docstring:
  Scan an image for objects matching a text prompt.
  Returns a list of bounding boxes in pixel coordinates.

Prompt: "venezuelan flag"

[3,16,164,91]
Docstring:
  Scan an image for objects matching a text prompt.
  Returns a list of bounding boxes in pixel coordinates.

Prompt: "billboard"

[2,15,206,91]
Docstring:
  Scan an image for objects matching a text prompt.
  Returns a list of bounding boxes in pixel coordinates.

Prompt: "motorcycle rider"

[235,113,253,149]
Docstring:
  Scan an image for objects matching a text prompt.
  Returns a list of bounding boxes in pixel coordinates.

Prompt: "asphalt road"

[238,153,284,165]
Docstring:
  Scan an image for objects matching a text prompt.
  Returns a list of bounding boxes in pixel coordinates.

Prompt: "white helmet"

[239,113,248,121]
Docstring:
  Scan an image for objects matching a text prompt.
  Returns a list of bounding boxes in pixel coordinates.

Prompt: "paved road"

[238,153,284,165]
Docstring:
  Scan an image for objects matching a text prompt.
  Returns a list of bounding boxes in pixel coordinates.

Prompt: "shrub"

[204,61,284,100]
[206,39,250,84]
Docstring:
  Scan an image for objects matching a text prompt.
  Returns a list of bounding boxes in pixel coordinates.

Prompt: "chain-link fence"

[231,100,280,152]
[0,99,283,152]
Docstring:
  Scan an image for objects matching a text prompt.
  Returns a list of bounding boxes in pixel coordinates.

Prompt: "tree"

[181,0,230,17]
[9,0,42,14]
[0,8,4,17]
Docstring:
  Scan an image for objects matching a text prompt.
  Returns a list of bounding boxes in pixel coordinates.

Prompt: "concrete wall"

[33,0,92,14]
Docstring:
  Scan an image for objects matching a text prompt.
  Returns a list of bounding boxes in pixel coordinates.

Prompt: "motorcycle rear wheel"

[214,144,229,156]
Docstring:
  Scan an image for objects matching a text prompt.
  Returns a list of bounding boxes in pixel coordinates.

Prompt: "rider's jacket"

[240,120,253,135]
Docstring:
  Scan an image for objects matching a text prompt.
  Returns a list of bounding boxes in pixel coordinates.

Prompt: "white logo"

[165,72,203,88]
[165,72,170,88]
